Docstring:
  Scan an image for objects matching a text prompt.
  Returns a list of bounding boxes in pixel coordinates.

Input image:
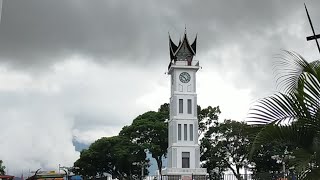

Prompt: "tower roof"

[169,31,197,61]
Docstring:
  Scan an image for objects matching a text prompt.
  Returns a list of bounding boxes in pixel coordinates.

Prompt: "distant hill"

[72,139,89,152]
[13,177,22,180]
[147,153,167,176]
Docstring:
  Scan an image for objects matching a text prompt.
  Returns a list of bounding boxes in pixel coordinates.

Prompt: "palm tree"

[248,50,320,179]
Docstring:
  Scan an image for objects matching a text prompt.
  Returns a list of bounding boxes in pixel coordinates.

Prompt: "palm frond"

[248,93,301,124]
[299,167,320,180]
[249,51,320,177]
[274,50,320,94]
[251,124,315,156]
[289,148,314,173]
[248,85,319,125]
[274,50,309,93]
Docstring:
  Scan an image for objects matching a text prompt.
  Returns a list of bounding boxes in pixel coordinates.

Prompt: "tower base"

[162,168,207,180]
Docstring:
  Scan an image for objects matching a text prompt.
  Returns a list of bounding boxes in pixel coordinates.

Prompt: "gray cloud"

[1,1,318,66]
[1,0,319,93]
[0,60,169,175]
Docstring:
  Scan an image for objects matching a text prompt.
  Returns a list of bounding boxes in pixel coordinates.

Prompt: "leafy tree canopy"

[74,136,148,180]
[198,105,221,137]
[201,120,251,179]
[119,103,169,175]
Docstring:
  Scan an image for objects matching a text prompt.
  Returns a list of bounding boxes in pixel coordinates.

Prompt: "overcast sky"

[0,0,320,176]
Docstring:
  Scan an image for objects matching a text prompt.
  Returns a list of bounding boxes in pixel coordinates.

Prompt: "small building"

[26,171,64,180]
[0,175,15,180]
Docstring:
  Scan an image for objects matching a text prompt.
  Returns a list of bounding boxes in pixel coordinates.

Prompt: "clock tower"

[162,31,207,180]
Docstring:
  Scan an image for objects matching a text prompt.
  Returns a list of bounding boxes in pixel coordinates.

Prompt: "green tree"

[249,51,320,179]
[0,160,5,175]
[120,104,220,176]
[120,103,169,176]
[74,136,148,179]
[201,120,252,180]
[73,149,97,178]
[198,105,221,137]
[250,141,296,179]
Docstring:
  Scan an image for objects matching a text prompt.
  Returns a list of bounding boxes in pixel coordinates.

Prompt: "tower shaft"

[163,32,206,180]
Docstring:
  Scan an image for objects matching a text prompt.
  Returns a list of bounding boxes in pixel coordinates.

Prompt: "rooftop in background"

[0,175,15,180]
[26,171,64,180]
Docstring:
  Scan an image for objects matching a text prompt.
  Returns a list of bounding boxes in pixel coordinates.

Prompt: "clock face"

[179,72,191,83]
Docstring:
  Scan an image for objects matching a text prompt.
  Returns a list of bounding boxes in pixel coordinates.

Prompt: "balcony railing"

[168,60,199,70]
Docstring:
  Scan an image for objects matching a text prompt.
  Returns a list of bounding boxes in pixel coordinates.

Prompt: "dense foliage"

[201,120,251,179]
[119,103,169,176]
[74,136,148,179]
[74,100,294,179]
[249,51,320,179]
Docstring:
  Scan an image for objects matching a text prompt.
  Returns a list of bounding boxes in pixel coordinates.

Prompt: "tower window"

[184,124,187,141]
[179,99,183,113]
[190,124,193,141]
[182,152,190,168]
[187,99,192,114]
[178,124,181,141]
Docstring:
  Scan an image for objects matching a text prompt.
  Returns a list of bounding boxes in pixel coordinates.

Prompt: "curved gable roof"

[169,31,197,61]
[174,32,196,55]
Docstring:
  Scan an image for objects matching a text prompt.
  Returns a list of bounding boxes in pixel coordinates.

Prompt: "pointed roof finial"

[184,24,187,34]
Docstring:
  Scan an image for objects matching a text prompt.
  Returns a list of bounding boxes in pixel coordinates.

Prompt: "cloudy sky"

[0,0,320,176]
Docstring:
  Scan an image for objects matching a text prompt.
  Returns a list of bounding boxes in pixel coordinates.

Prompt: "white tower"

[162,31,207,180]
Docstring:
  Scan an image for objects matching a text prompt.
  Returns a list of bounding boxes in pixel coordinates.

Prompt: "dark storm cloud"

[0,0,319,101]
[0,0,171,67]
[1,0,319,67]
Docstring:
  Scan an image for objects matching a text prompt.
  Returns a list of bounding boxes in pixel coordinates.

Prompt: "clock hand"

[182,76,187,82]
